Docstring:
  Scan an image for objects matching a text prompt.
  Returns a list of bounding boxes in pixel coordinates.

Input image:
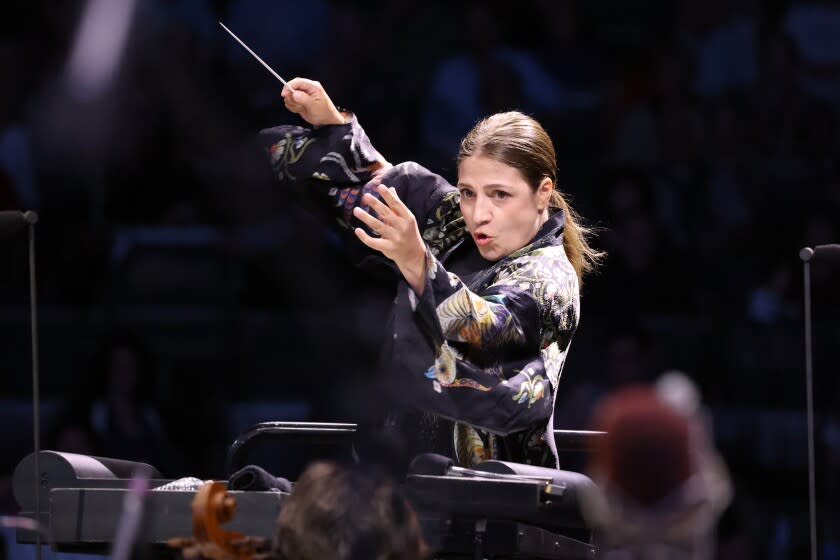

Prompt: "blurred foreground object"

[582,380,732,559]
[168,481,270,560]
[65,0,137,101]
[272,461,428,560]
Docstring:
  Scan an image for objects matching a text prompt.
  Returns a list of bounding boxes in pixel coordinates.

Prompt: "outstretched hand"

[281,78,347,127]
[353,184,427,296]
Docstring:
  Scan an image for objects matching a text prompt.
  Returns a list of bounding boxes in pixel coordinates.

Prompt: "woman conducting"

[263,78,601,469]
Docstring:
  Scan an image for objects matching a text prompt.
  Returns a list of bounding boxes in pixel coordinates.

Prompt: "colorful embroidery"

[424,342,491,392]
[454,423,497,467]
[268,133,315,181]
[431,341,460,385]
[423,191,465,257]
[443,378,491,391]
[436,287,525,347]
[512,369,547,408]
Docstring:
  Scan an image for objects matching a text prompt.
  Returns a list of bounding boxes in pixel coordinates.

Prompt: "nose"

[472,193,492,225]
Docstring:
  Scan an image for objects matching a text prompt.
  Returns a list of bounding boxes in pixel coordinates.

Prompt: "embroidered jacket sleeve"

[262,113,580,442]
[260,116,455,240]
[395,240,580,438]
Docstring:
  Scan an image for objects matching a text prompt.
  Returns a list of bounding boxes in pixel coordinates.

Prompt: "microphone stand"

[27,213,41,560]
[799,245,827,560]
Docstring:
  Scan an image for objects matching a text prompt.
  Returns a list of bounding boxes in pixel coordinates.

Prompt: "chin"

[477,246,503,262]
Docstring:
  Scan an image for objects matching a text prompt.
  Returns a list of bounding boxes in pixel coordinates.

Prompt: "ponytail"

[550,191,604,288]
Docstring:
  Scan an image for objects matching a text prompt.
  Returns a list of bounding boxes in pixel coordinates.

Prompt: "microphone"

[0,210,38,236]
[800,244,840,262]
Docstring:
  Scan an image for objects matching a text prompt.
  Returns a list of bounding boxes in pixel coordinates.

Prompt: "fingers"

[291,89,311,104]
[362,184,408,219]
[354,227,388,251]
[282,82,304,113]
[377,184,410,216]
[362,191,395,222]
[353,206,386,235]
[283,96,303,114]
[285,77,322,96]
[282,78,317,113]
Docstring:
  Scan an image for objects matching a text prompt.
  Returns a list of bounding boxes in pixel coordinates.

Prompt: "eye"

[458,188,474,199]
[493,190,511,199]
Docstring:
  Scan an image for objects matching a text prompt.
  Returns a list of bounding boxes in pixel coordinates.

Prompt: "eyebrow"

[456,182,513,190]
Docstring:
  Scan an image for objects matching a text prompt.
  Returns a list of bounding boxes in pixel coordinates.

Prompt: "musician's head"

[272,461,428,560]
[457,112,602,283]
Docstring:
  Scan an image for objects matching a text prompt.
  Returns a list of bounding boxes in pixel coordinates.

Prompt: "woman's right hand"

[281,78,347,127]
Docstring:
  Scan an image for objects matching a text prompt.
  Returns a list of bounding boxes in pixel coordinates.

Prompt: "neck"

[537,208,550,228]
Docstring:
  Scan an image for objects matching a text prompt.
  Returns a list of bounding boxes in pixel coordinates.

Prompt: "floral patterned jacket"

[261,114,580,468]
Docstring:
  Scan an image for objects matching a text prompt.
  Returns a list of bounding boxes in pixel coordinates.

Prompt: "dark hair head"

[457,111,604,285]
[588,385,692,506]
[273,461,428,560]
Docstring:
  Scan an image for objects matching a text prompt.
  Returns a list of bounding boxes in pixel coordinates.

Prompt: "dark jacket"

[261,115,580,467]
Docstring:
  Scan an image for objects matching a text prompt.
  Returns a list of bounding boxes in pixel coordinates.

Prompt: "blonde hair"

[458,111,604,286]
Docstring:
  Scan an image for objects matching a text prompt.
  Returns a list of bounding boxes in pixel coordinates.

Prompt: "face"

[457,155,552,261]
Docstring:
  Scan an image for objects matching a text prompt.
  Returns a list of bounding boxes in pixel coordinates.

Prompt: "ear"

[536,178,553,211]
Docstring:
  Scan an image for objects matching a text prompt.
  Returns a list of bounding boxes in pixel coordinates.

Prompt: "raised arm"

[263,78,463,281]
[280,78,347,127]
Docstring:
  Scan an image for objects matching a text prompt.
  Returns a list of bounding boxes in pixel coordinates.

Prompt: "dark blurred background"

[1,0,839,557]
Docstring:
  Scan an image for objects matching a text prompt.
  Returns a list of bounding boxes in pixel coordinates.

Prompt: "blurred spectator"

[747,262,798,325]
[783,0,840,108]
[611,46,698,168]
[68,329,177,474]
[45,412,102,457]
[0,45,38,213]
[586,212,693,313]
[581,380,732,558]
[748,28,835,200]
[272,461,428,560]
[677,0,758,97]
[701,97,753,248]
[533,0,606,101]
[592,165,654,228]
[554,324,652,431]
[420,3,568,168]
[649,90,707,251]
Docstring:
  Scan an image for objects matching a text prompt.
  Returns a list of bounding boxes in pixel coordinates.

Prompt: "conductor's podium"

[12,423,603,559]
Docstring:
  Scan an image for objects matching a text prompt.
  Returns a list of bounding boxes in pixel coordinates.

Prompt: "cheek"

[504,203,538,243]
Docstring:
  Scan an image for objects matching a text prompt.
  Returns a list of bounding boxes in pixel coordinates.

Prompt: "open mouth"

[473,233,492,245]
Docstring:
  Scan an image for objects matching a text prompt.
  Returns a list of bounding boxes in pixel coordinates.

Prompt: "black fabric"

[262,116,580,469]
[408,453,455,476]
[228,464,292,493]
[445,239,493,286]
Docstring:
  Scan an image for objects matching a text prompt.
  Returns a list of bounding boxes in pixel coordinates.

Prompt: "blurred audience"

[582,376,732,559]
[782,0,840,107]
[420,2,569,168]
[554,324,652,432]
[271,461,428,560]
[64,329,178,474]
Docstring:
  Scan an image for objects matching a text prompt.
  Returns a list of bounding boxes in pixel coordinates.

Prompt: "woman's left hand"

[353,184,427,295]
